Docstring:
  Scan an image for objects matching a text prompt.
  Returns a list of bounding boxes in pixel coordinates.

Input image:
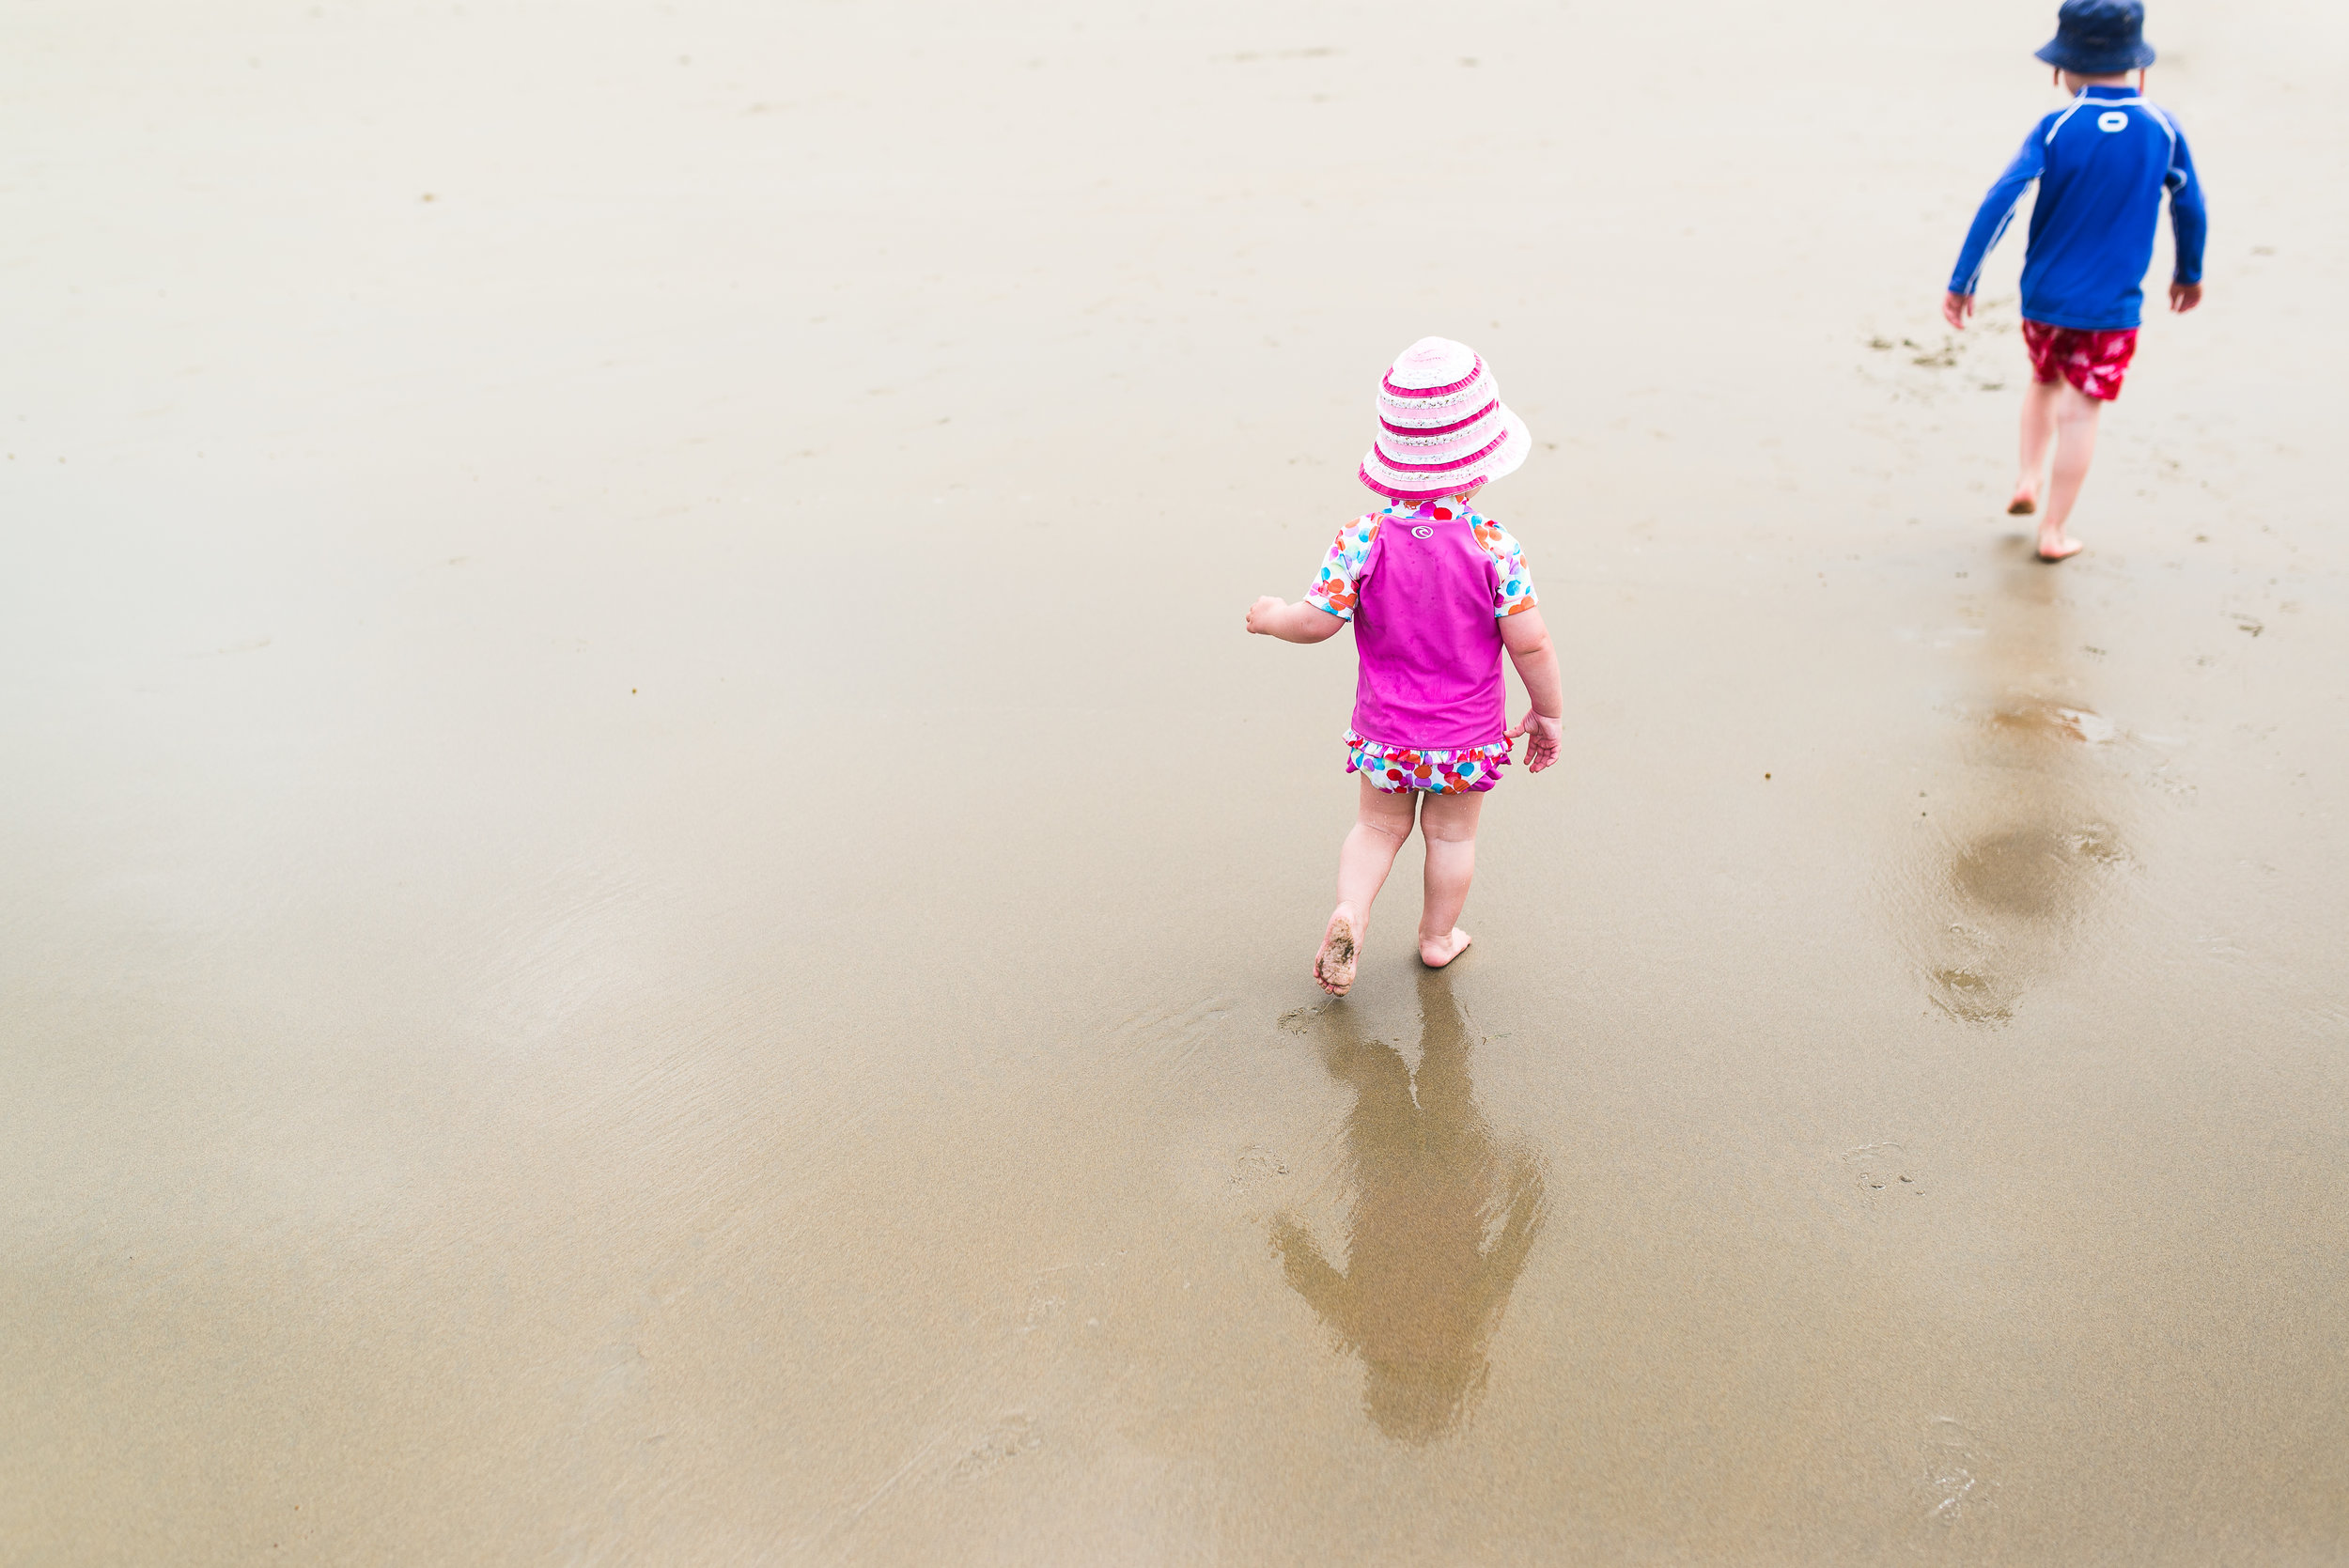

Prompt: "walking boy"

[1943,0,2207,561]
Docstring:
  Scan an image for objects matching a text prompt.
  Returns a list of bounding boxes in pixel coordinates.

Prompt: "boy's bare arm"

[1499,609,1564,772]
[2170,282,2203,314]
[1944,290,1976,330]
[1245,596,1346,644]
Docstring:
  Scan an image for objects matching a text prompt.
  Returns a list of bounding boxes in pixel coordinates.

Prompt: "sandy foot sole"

[1315,910,1359,997]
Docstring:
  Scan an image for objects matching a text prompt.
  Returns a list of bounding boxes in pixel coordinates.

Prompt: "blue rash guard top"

[1949,84,2208,332]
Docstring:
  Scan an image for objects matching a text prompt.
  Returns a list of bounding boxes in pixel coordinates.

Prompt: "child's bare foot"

[1315,908,1361,996]
[2036,530,2083,562]
[2006,485,2038,516]
[1419,927,1471,969]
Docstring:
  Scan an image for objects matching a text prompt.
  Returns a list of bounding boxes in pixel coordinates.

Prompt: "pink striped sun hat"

[1359,336,1532,503]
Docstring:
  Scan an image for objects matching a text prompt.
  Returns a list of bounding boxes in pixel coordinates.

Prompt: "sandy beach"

[5,0,2346,1561]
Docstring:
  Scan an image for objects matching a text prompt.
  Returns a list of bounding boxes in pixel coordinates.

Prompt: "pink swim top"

[1304,499,1539,750]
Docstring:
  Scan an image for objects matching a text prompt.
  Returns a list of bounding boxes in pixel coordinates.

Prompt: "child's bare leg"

[2037,382,2102,560]
[1416,790,1484,968]
[2011,378,2061,513]
[1317,780,1417,996]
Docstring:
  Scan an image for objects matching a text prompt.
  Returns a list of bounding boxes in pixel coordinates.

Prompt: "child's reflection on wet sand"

[1920,543,2131,1023]
[1271,971,1548,1443]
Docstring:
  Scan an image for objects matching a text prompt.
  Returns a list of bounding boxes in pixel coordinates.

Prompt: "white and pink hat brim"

[1358,336,1532,503]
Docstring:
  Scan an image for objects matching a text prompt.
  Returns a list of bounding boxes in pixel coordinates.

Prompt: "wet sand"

[5,0,2347,1561]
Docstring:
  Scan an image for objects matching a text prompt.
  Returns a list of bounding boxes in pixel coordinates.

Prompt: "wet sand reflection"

[1921,546,2131,1022]
[1271,972,1548,1443]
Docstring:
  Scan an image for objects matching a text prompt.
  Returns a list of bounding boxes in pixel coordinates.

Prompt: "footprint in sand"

[1227,1145,1289,1193]
[1017,1262,1095,1335]
[1843,1141,1925,1203]
[1921,1416,1994,1526]
[1112,998,1235,1063]
[1928,962,2013,1025]
[950,1411,1043,1483]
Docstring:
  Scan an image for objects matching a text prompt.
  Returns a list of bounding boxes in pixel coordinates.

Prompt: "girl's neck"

[1408,488,1485,510]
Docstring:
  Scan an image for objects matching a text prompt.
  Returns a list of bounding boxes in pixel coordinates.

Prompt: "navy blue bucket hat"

[2035,0,2157,74]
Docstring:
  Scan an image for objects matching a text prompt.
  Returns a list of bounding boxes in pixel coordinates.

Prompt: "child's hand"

[1942,291,1975,331]
[2170,281,2203,314]
[1246,596,1289,636]
[1506,711,1563,773]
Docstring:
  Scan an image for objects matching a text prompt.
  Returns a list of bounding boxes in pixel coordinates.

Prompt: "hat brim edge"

[2033,39,2157,71]
[1357,409,1532,501]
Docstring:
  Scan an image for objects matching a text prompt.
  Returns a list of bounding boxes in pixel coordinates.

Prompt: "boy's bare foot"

[1419,928,1471,969]
[2006,487,2038,516]
[2036,532,2083,562]
[1315,908,1361,996]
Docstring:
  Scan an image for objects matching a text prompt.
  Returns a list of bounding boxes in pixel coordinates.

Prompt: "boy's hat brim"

[2034,35,2156,71]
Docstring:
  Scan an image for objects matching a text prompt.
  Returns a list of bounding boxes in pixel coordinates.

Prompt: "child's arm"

[1246,597,1346,644]
[1499,609,1563,772]
[1251,516,1377,644]
[1268,1214,1357,1342]
[2166,122,2207,314]
[1944,128,2049,329]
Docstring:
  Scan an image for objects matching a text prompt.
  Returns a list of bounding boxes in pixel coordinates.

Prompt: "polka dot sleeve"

[1471,516,1538,617]
[1303,515,1381,622]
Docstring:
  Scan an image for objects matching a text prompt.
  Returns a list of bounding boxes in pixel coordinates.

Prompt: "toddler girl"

[1246,337,1563,997]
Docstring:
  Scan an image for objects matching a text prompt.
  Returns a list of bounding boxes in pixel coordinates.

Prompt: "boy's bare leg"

[2037,381,2103,561]
[1416,790,1485,968]
[2011,378,2061,513]
[1318,780,1418,995]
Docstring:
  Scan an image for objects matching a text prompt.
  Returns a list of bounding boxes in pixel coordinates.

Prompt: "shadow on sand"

[1271,970,1548,1443]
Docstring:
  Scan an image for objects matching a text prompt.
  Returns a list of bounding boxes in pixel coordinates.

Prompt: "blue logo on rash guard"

[2098,111,2128,132]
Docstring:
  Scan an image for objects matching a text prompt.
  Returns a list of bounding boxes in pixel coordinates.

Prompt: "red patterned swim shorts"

[2022,319,2139,401]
